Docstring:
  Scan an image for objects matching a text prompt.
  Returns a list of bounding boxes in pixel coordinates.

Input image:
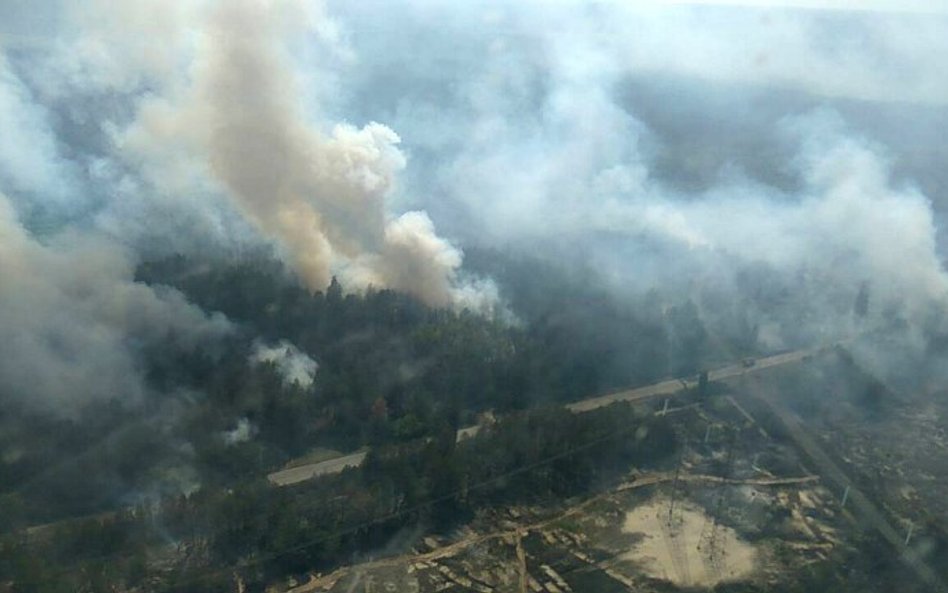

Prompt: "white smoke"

[222,417,256,445]
[0,53,93,227]
[295,0,948,363]
[584,111,948,306]
[602,113,948,348]
[250,340,318,388]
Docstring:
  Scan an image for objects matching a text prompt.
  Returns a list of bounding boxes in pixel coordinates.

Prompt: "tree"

[327,275,343,305]
[698,371,709,398]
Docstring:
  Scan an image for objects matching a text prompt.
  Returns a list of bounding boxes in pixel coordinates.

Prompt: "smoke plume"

[115,0,495,309]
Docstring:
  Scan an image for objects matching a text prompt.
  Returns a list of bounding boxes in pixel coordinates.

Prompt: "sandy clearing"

[621,498,757,588]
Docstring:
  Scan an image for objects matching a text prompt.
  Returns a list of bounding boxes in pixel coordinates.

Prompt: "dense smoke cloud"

[0,0,500,415]
[0,193,231,415]
[0,54,82,221]
[2,0,948,401]
[1,0,497,310]
[322,1,948,353]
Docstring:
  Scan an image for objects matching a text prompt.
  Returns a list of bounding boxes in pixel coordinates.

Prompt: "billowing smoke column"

[123,0,495,310]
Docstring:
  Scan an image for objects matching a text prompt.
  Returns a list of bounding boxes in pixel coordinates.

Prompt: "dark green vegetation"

[0,248,942,593]
[0,253,709,592]
[0,253,700,527]
[0,403,675,592]
[2,254,938,593]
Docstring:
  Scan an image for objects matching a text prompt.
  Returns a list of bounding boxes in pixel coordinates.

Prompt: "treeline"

[0,403,676,592]
[139,250,718,417]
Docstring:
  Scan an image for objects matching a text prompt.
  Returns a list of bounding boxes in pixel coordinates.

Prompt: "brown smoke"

[124,0,494,309]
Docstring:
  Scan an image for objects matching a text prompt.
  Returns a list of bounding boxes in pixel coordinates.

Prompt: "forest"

[0,251,705,592]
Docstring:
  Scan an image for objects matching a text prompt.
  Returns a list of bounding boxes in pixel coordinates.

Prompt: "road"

[566,348,813,413]
[268,451,369,486]
[269,347,818,487]
[268,426,486,485]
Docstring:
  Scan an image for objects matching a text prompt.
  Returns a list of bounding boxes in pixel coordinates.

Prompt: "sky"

[658,0,948,13]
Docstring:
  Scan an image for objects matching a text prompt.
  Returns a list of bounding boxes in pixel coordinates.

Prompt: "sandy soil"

[622,497,757,588]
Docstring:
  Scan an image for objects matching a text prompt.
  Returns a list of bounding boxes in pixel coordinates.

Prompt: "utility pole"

[663,425,692,585]
[701,426,738,579]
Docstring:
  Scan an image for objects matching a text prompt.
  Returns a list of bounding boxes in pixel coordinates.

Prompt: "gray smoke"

[2,0,948,394]
[323,1,948,348]
[0,192,231,415]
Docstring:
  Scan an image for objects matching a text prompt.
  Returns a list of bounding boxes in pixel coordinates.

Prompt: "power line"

[29,404,662,588]
[169,418,651,589]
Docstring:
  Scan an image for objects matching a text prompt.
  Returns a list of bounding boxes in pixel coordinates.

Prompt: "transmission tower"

[661,424,692,585]
[698,425,738,580]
